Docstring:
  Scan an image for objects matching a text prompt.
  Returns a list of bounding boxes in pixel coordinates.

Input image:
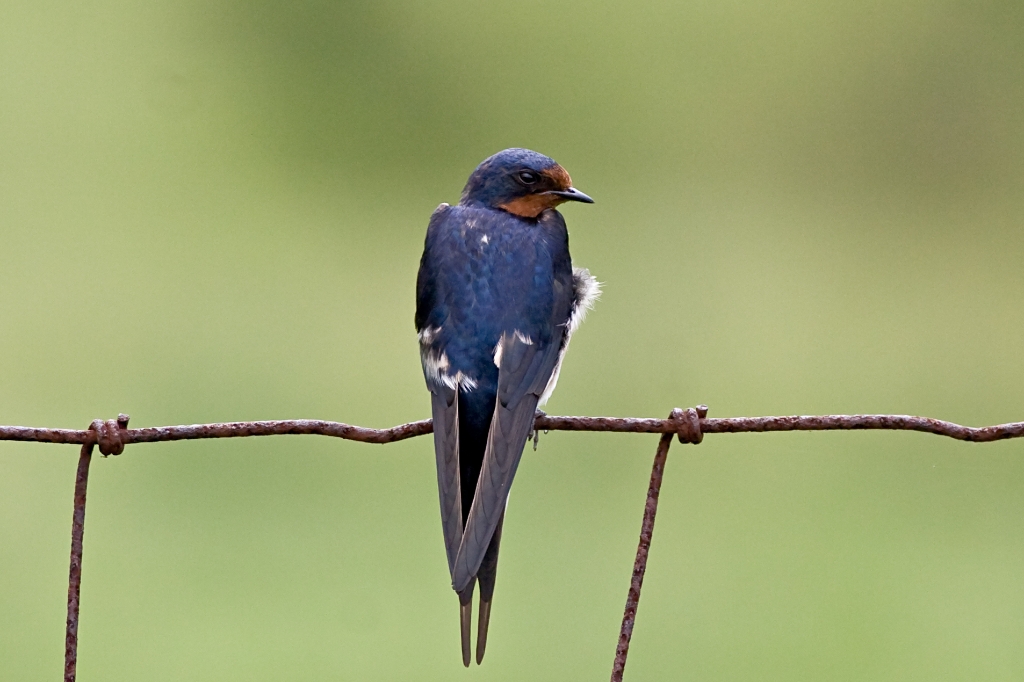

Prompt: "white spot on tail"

[513,330,533,345]
[494,330,534,368]
[422,347,477,392]
[449,372,478,391]
[421,348,450,379]
[418,326,441,345]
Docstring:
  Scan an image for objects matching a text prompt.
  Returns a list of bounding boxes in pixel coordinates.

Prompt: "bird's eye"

[517,170,540,185]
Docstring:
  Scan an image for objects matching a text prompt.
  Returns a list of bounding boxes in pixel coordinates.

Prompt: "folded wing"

[430,386,462,575]
[451,330,565,592]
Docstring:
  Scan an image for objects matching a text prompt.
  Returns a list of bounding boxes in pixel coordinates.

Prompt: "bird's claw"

[530,409,547,451]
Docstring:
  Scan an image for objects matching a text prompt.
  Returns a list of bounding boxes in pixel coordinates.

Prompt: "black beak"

[547,187,594,204]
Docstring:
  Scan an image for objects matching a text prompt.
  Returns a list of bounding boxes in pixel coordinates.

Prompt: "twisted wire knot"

[89,414,130,456]
[671,405,707,444]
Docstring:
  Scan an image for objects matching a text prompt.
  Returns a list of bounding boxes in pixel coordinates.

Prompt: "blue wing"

[450,323,570,592]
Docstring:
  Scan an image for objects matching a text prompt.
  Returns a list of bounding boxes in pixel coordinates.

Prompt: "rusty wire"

[610,407,696,682]
[64,442,92,682]
[4,411,1024,451]
[2,407,1022,681]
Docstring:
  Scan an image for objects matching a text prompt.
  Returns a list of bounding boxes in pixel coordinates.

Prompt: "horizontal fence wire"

[3,407,1022,682]
[3,412,1024,453]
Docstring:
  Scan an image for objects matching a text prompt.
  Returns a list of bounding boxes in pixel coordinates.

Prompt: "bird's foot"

[530,409,547,451]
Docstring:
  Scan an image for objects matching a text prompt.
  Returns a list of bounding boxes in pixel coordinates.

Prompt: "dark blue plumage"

[415,148,598,666]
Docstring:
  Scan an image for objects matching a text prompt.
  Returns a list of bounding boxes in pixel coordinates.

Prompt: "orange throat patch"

[499,193,563,218]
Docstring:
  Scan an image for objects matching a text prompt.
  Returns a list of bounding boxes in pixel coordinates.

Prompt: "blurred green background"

[2,0,1023,679]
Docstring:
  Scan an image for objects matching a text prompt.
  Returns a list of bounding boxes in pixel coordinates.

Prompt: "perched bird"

[415,148,599,666]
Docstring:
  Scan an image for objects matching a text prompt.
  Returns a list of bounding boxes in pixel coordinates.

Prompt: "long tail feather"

[460,602,472,667]
[476,599,492,665]
[475,512,504,664]
[458,579,476,667]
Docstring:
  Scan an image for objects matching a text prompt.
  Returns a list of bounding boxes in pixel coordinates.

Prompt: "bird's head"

[460,148,593,219]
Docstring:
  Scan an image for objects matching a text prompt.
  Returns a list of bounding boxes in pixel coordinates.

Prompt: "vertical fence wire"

[610,426,677,681]
[64,443,94,682]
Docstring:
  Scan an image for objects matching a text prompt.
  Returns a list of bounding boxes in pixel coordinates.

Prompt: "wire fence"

[3,406,1023,682]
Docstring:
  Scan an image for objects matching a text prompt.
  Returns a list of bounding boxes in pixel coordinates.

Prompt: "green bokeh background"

[2,1,1023,679]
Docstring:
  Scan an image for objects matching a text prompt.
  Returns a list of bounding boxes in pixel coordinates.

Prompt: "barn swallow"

[415,148,599,666]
